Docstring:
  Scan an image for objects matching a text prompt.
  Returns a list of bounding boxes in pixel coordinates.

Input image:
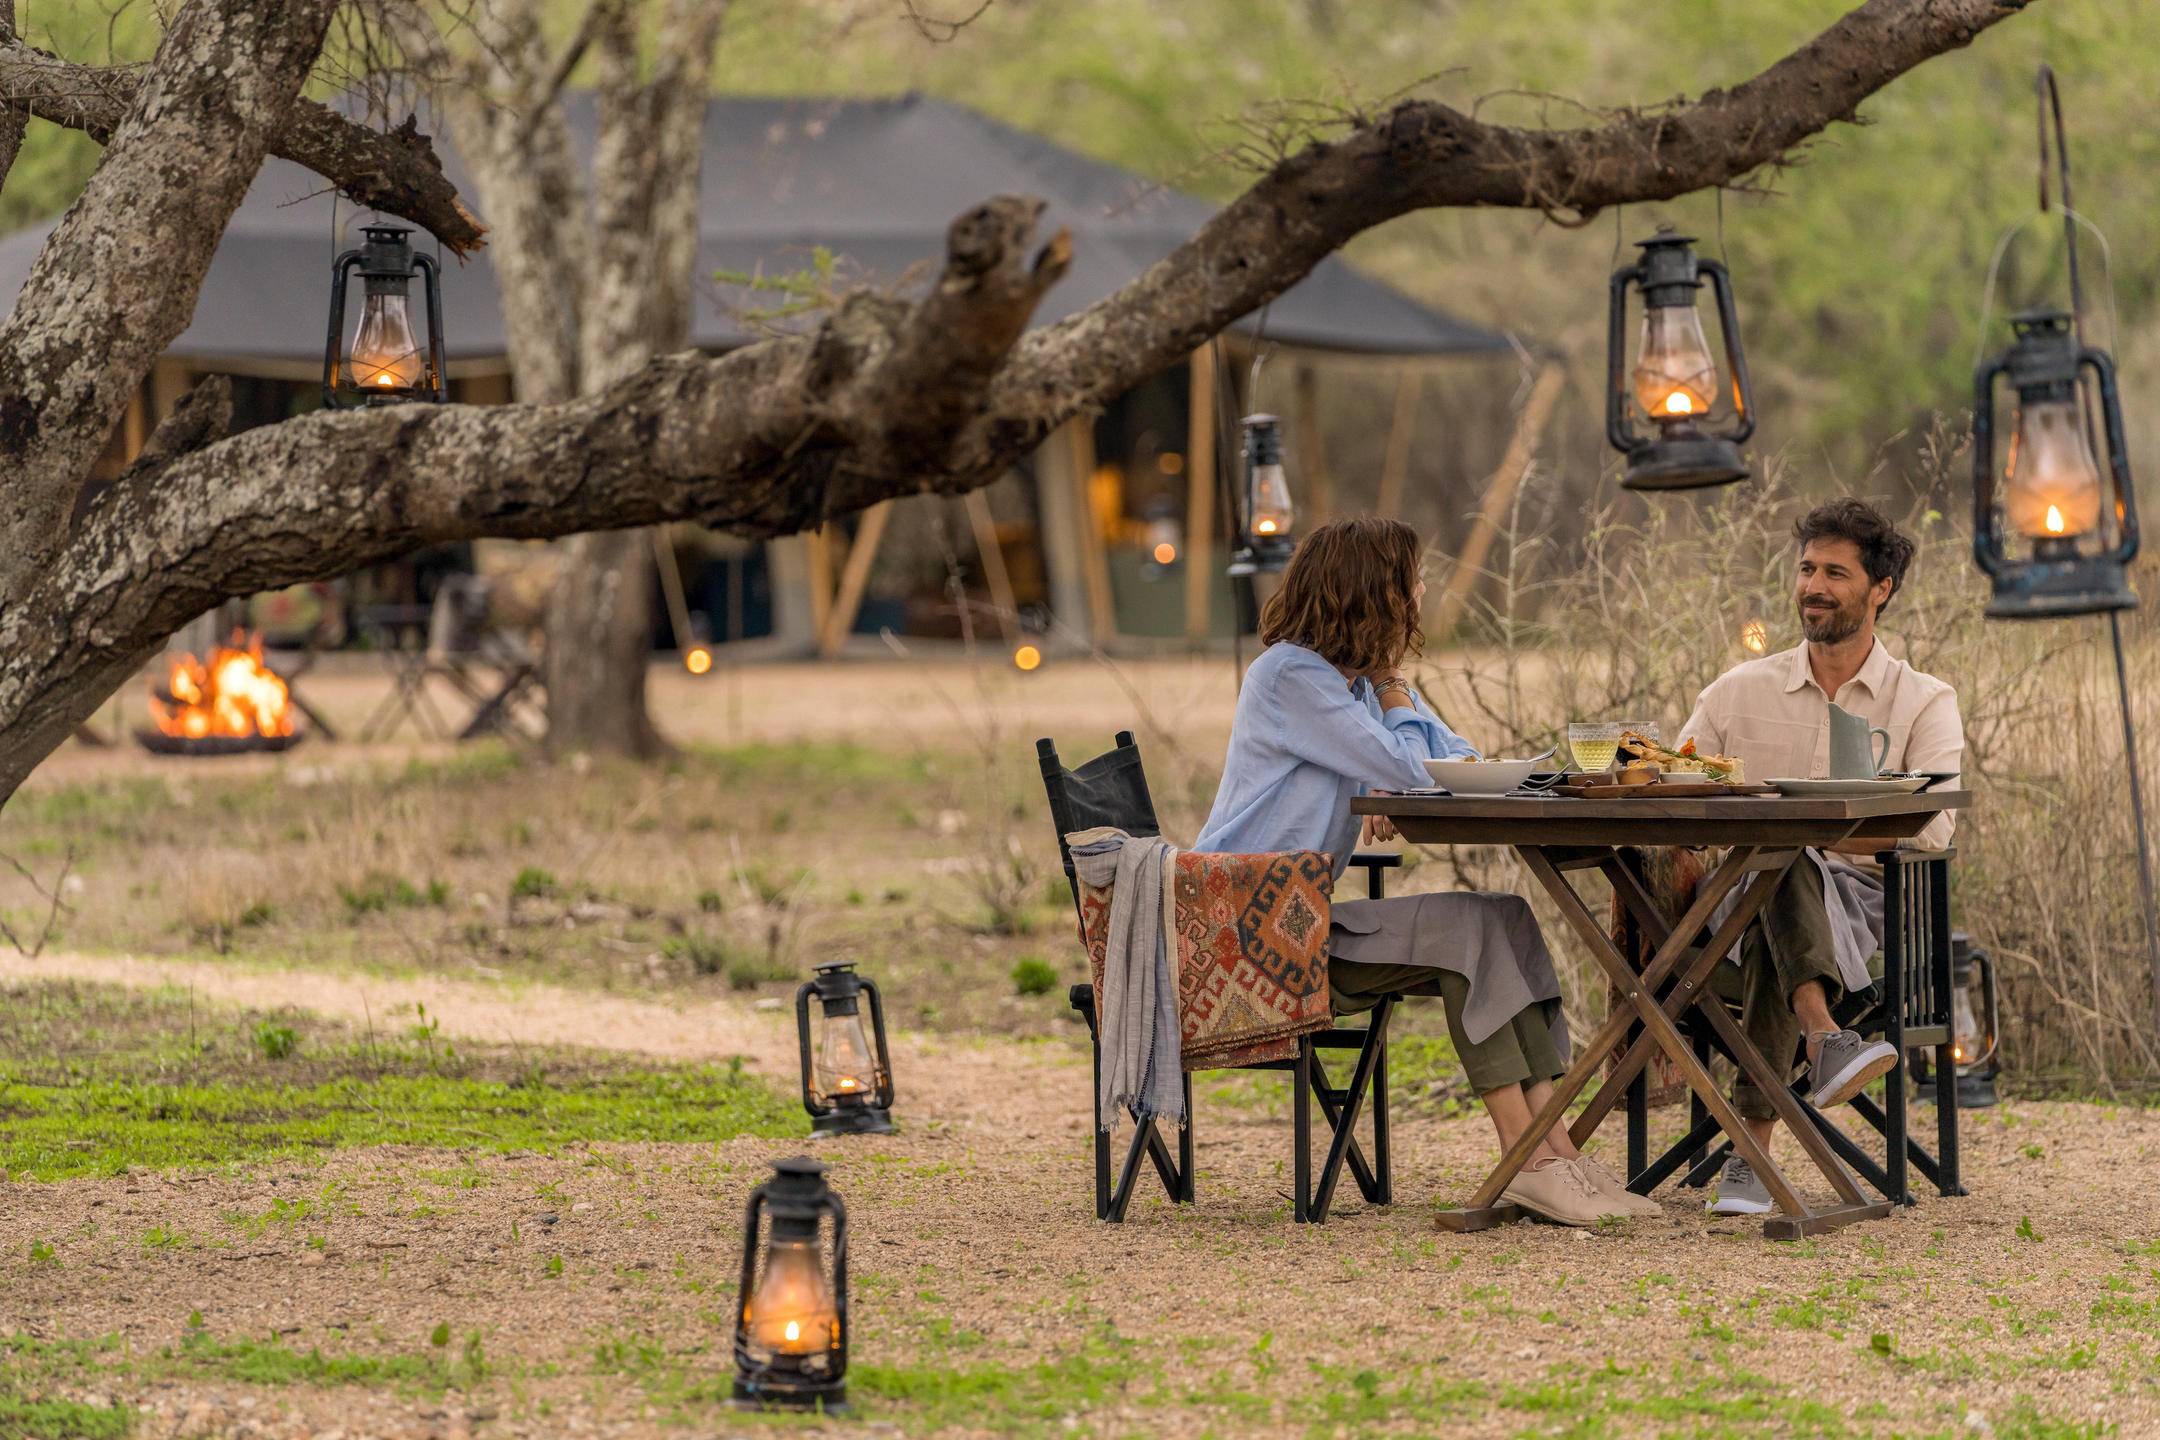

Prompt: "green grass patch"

[0,980,803,1180]
[0,1065,801,1180]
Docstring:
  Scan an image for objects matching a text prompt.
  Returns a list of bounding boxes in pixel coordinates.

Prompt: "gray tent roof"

[0,92,1514,365]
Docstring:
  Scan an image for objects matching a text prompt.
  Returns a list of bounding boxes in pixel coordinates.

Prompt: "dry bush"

[1423,436,2160,1094]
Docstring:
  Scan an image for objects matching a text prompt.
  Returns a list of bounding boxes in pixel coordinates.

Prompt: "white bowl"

[1421,757,1542,796]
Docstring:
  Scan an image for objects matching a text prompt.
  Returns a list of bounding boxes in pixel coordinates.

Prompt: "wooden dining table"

[1349,787,1970,1239]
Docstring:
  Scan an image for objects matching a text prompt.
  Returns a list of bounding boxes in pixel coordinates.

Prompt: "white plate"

[1764,776,1929,797]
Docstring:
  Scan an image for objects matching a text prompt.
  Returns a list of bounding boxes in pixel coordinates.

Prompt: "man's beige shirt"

[1680,638,1964,851]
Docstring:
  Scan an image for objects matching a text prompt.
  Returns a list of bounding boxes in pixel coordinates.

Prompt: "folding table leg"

[1438,845,1779,1233]
[1521,846,1855,1233]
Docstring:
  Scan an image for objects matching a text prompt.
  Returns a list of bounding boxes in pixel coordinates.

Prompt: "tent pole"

[819,500,894,659]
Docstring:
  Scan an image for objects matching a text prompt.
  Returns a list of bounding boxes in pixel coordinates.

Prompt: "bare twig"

[0,845,73,957]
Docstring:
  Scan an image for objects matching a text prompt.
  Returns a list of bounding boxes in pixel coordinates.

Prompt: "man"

[1678,498,1963,1216]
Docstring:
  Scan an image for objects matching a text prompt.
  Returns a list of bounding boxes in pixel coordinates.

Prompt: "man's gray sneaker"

[1807,1029,1898,1108]
[1706,1156,1772,1216]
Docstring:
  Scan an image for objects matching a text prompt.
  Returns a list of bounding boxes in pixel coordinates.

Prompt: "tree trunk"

[543,529,663,759]
[537,0,724,761]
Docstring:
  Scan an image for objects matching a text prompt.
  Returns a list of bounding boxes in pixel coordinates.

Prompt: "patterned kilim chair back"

[1037,731,1161,927]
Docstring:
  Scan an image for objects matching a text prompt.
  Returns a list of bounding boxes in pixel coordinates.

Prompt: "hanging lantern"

[795,960,895,1137]
[1226,413,1296,577]
[1605,227,1755,491]
[1971,309,2139,618]
[731,1156,848,1413]
[323,222,448,408]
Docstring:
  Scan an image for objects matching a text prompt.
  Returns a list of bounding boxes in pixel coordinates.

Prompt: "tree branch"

[0,0,2042,803]
[0,36,486,255]
[0,0,336,580]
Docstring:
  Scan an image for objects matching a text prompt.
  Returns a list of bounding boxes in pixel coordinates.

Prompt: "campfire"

[139,632,303,756]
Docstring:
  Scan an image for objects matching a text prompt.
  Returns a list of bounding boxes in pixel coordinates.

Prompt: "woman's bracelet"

[1374,679,1413,704]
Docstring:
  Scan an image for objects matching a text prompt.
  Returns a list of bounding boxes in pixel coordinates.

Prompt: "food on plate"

[1614,761,1661,786]
[1619,730,1745,784]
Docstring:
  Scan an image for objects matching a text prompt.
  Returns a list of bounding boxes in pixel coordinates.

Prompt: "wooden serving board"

[1554,780,1775,798]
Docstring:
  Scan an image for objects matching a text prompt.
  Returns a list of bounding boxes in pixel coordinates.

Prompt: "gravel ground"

[2,952,2155,1439]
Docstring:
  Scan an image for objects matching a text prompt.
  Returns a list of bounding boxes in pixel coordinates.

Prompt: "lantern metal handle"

[1968,351,2012,579]
[1699,258,1755,444]
[2080,345,2139,566]
[412,250,449,404]
[792,980,829,1118]
[1966,951,2001,1070]
[1602,258,1645,457]
[858,977,895,1110]
[321,246,366,410]
[827,1193,850,1383]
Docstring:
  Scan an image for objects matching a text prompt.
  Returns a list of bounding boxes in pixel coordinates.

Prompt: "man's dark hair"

[1793,498,1916,616]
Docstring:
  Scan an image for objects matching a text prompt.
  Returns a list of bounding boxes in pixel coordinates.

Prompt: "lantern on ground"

[731,1156,848,1412]
[324,223,448,408]
[1226,413,1296,577]
[1971,309,2139,618]
[1921,936,2002,1109]
[795,960,895,1136]
[1606,227,1755,491]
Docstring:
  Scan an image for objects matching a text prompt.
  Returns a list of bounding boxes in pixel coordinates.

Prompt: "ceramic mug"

[1828,702,1891,779]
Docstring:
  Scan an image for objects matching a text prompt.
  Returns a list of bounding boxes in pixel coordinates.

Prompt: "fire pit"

[137,633,304,756]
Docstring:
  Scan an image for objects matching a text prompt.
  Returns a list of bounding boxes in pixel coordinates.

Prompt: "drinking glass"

[1567,722,1624,773]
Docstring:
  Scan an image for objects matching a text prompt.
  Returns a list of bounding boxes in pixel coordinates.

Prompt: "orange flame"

[150,632,295,741]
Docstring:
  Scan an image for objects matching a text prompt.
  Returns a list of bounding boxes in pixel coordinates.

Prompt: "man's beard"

[1799,599,1864,644]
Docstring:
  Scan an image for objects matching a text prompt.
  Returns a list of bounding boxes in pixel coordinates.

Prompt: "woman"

[1193,517,1652,1226]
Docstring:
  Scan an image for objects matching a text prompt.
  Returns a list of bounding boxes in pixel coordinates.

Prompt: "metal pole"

[2040,66,2160,1028]
[2107,610,2160,1027]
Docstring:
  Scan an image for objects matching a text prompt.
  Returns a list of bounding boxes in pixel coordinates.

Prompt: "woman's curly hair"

[1259,517,1424,677]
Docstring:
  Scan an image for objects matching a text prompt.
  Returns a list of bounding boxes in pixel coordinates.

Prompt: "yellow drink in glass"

[1569,738,1619,771]
[1567,722,1625,773]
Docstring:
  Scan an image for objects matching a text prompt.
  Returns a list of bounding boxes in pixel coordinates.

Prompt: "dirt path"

[0,949,1082,1139]
[4,951,2157,1440]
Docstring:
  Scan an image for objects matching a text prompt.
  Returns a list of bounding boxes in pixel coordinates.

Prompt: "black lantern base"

[810,1104,895,1138]
[731,1379,847,1414]
[1620,434,1751,492]
[1985,556,2139,619]
[1226,539,1293,578]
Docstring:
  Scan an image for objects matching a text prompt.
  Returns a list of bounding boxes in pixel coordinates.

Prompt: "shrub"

[509,866,557,901]
[1011,956,1059,997]
[254,1022,299,1061]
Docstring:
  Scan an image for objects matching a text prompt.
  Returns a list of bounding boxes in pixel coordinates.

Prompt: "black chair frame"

[1619,848,1965,1207]
[1038,732,1402,1224]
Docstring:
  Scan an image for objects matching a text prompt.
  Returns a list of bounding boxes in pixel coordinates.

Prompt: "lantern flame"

[149,632,295,742]
[1013,644,1043,672]
[685,646,714,676]
[1663,392,1694,416]
[1152,542,1178,564]
[2045,504,2066,535]
[1740,619,1768,655]
[1254,519,1278,535]
[783,1320,801,1343]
